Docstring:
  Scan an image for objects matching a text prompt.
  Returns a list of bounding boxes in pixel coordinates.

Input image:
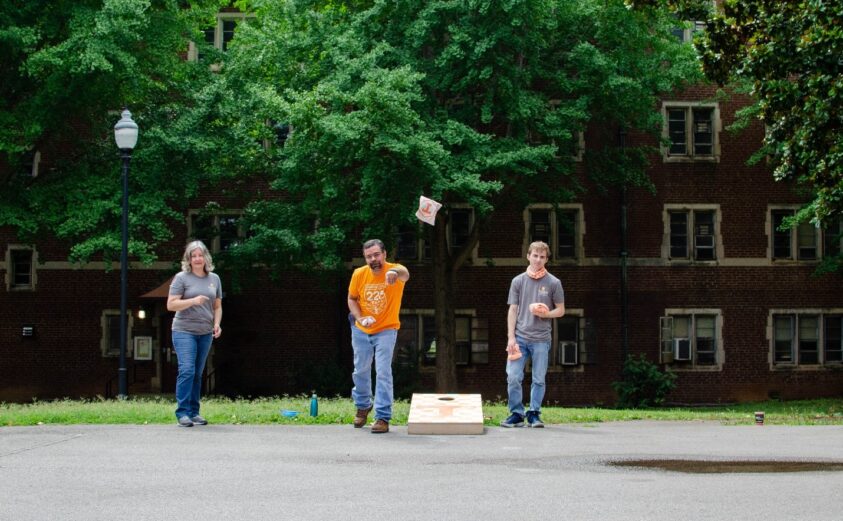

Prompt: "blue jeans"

[172,331,213,419]
[506,336,550,416]
[351,327,398,421]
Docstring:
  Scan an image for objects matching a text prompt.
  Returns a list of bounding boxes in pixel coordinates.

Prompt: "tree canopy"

[216,0,700,388]
[219,0,701,272]
[695,0,841,225]
[0,0,236,264]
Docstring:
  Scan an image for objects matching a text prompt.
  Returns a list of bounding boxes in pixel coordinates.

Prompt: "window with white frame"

[189,12,252,62]
[100,310,134,357]
[768,208,838,261]
[771,312,843,366]
[550,313,595,367]
[665,207,719,261]
[662,102,720,161]
[5,245,37,291]
[659,311,721,368]
[394,207,475,261]
[397,311,489,367]
[189,211,246,253]
[525,205,583,262]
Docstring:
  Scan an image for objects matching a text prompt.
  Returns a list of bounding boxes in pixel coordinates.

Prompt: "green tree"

[0,0,233,264]
[694,0,842,270]
[219,0,700,391]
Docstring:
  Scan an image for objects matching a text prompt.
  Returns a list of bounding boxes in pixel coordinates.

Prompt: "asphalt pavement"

[2,421,842,521]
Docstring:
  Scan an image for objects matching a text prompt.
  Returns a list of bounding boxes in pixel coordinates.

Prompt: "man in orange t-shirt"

[347,239,410,434]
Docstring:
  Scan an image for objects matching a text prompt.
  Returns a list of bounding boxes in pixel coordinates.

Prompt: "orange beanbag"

[529,303,549,314]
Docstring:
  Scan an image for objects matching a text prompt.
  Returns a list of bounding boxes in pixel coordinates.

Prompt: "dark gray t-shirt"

[507,271,565,342]
[169,271,222,335]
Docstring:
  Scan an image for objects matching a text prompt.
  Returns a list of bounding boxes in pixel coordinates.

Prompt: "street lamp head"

[114,108,139,151]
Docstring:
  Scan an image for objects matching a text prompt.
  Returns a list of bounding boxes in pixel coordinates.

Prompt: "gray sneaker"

[177,416,194,427]
[190,415,208,425]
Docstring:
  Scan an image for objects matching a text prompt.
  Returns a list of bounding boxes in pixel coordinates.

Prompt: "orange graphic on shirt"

[349,262,406,334]
[362,283,387,316]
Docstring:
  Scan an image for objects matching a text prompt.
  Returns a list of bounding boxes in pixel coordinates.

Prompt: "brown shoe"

[371,419,389,434]
[353,406,372,428]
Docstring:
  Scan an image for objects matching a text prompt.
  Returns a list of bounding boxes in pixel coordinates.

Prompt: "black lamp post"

[618,126,628,363]
[114,108,139,399]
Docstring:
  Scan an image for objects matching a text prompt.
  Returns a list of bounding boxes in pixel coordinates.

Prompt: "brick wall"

[2,85,842,404]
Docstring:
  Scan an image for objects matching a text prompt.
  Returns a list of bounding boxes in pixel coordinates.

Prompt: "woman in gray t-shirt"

[167,240,222,427]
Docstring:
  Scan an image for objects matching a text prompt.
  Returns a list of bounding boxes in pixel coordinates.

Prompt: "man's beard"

[368,261,382,271]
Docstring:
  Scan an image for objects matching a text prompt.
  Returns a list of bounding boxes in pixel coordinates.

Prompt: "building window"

[394,207,474,261]
[663,206,720,262]
[263,120,291,150]
[189,211,245,253]
[100,310,134,357]
[394,223,431,261]
[771,209,794,259]
[525,205,584,262]
[659,311,722,369]
[669,209,716,260]
[449,208,471,252]
[823,217,843,258]
[671,20,706,43]
[395,224,420,260]
[768,208,835,262]
[551,314,595,367]
[826,316,843,364]
[798,315,819,364]
[189,12,252,62]
[5,246,37,291]
[771,312,843,367]
[21,149,40,178]
[773,314,794,363]
[662,102,720,161]
[398,311,488,367]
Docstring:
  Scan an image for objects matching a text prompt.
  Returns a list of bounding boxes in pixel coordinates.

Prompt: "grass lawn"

[2,395,843,427]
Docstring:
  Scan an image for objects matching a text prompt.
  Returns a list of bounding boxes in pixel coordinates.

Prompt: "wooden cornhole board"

[407,393,484,435]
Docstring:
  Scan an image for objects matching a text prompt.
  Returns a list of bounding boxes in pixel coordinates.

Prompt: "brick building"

[2,14,842,405]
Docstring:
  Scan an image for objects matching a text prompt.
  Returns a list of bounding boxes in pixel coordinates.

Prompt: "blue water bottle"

[310,391,318,417]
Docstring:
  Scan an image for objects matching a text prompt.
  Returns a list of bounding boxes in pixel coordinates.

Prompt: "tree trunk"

[432,212,458,392]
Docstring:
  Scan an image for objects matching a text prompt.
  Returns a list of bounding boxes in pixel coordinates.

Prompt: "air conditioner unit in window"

[673,338,691,361]
[559,341,578,365]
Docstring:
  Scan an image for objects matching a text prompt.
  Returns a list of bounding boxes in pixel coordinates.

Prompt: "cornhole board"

[407,393,484,435]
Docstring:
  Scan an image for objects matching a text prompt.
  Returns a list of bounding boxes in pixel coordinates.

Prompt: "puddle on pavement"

[610,460,843,474]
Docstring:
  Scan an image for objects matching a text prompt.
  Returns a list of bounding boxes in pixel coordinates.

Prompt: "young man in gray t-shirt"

[502,241,565,428]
